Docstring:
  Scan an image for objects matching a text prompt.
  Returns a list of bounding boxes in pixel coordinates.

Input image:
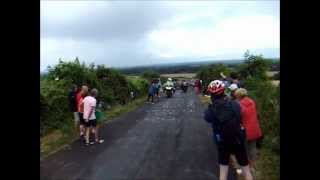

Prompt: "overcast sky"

[41,1,279,71]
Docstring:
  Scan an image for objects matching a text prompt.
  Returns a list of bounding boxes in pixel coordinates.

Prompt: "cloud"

[41,1,279,71]
[146,15,279,58]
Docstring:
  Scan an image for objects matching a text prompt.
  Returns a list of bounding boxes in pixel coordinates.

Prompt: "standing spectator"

[220,72,231,88]
[204,80,253,180]
[83,88,104,146]
[235,88,263,171]
[68,85,79,129]
[230,72,242,88]
[147,81,156,104]
[130,91,135,101]
[76,85,89,139]
[194,79,202,94]
[227,83,239,100]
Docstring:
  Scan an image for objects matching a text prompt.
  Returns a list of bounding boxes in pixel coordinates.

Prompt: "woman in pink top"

[83,88,104,146]
[235,88,263,169]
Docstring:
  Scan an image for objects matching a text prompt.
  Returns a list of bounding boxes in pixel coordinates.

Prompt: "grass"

[197,94,279,180]
[255,147,280,180]
[104,96,147,120]
[40,129,77,160]
[40,95,147,160]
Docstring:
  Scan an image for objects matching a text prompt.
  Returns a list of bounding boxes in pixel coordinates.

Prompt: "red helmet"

[207,80,225,95]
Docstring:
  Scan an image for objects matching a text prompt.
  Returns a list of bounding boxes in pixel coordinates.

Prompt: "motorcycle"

[164,86,174,98]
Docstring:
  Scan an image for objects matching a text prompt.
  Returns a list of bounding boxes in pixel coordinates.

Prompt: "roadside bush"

[196,64,230,88]
[40,58,150,137]
[243,77,280,146]
[40,79,71,136]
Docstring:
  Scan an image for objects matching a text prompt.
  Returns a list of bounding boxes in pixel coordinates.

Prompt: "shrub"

[40,58,149,137]
[196,64,230,88]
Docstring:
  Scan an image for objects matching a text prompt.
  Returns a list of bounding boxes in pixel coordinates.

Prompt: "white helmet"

[228,83,239,91]
[168,78,172,81]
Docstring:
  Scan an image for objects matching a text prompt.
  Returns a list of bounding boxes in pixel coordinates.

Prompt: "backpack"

[210,99,244,144]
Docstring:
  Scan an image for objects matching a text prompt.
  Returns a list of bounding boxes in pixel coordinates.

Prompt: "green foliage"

[243,77,280,144]
[127,77,149,97]
[40,58,149,137]
[273,71,280,80]
[40,79,70,136]
[141,70,160,82]
[238,51,270,80]
[197,51,280,156]
[196,64,230,88]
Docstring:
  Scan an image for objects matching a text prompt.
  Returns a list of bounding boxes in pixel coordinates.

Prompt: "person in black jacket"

[68,84,79,129]
[204,80,253,180]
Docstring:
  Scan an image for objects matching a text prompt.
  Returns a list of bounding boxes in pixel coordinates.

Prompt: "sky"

[41,1,280,72]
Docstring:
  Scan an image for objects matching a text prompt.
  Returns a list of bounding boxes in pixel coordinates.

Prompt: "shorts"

[73,112,79,122]
[246,140,258,161]
[79,112,85,125]
[85,119,97,128]
[217,142,249,166]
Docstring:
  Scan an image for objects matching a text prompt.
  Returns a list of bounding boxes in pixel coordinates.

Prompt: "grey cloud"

[41,2,177,41]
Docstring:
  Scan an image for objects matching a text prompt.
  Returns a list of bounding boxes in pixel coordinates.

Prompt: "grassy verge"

[199,94,211,106]
[40,95,147,160]
[255,147,280,180]
[197,94,279,180]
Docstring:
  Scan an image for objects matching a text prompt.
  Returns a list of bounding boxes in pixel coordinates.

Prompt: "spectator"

[228,83,239,100]
[68,84,79,129]
[230,72,242,88]
[76,85,89,139]
[147,82,156,104]
[83,88,104,146]
[235,88,263,170]
[204,80,253,180]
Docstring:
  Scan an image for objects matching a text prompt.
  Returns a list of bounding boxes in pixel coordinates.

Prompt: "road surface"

[40,89,236,180]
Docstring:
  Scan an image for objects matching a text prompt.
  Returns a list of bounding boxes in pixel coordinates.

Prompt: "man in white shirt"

[83,88,104,145]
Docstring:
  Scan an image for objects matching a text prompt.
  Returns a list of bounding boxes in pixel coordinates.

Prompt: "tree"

[237,51,269,80]
[196,64,231,88]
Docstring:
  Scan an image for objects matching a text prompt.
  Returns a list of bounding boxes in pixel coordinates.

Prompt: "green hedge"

[40,59,149,137]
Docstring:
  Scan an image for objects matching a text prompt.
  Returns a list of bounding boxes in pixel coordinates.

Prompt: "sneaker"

[96,139,104,144]
[236,168,243,175]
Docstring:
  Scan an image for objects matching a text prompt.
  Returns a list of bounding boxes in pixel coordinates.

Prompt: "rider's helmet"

[207,80,225,95]
[168,78,172,81]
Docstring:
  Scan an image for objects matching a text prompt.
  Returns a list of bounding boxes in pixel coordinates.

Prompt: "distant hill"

[40,58,279,75]
[117,59,247,75]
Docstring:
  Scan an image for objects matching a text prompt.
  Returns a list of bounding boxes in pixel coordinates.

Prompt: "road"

[40,89,236,180]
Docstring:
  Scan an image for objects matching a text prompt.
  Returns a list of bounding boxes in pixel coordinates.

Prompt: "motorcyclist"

[163,78,174,88]
[163,78,175,97]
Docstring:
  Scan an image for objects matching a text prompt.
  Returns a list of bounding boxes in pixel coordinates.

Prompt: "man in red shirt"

[76,85,89,139]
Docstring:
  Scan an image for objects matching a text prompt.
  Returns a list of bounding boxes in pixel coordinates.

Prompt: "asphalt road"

[40,88,236,180]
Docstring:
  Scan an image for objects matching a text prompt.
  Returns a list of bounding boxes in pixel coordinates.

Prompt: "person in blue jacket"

[147,81,157,104]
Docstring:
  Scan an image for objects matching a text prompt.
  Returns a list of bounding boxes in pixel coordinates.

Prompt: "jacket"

[68,90,77,112]
[238,97,263,141]
[204,98,242,140]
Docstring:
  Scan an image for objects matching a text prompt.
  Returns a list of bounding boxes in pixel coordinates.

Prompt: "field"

[161,73,196,79]
[266,71,278,77]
